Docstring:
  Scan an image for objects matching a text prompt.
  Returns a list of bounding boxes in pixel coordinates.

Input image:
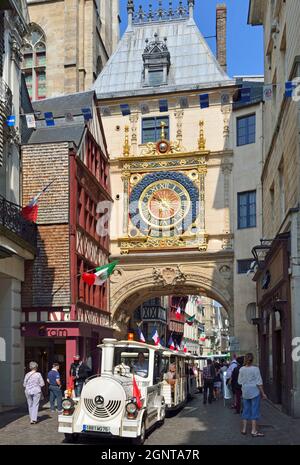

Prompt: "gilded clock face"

[139,180,190,229]
[129,172,199,236]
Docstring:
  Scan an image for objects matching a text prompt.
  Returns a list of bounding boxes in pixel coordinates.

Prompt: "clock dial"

[129,172,199,236]
[139,180,190,230]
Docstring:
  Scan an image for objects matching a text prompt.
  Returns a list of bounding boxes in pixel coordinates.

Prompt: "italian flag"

[175,307,181,320]
[82,261,118,286]
[186,314,196,326]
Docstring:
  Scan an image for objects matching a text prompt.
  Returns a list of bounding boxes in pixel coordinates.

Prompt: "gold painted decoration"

[198,120,206,151]
[123,126,131,157]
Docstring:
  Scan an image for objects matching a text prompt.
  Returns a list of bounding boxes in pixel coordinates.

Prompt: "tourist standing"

[238,353,267,437]
[23,361,45,424]
[47,363,63,413]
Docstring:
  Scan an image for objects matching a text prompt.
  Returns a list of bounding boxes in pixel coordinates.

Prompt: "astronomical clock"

[119,121,209,254]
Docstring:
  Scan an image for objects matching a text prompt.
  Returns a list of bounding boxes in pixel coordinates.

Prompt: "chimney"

[216,3,227,73]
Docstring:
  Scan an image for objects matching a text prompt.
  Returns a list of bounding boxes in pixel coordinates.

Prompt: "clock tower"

[120,121,208,253]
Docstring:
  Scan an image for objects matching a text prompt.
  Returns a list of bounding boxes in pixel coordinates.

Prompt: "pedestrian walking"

[69,355,92,397]
[202,359,216,404]
[47,362,63,413]
[231,356,244,414]
[23,361,45,424]
[238,353,267,437]
[213,362,222,400]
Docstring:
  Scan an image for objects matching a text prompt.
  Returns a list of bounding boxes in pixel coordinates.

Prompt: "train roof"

[98,339,198,357]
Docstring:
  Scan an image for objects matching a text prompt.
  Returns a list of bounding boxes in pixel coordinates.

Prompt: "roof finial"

[127,0,134,28]
[123,126,131,157]
[188,0,195,19]
[198,120,206,151]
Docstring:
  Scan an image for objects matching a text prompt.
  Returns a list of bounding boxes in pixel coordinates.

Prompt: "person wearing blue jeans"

[238,353,267,437]
[47,363,63,413]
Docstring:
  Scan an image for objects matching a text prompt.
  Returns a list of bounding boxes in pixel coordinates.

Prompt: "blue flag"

[240,88,251,103]
[285,81,296,98]
[44,112,55,127]
[200,94,209,109]
[6,115,16,127]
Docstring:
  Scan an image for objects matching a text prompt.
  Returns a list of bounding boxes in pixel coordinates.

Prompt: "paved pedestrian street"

[1,393,299,446]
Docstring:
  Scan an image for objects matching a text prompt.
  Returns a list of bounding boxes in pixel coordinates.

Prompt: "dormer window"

[142,33,171,87]
[148,70,163,87]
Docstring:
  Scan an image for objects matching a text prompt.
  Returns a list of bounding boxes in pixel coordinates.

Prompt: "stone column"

[174,109,184,144]
[129,113,139,155]
[121,171,130,235]
[221,161,233,249]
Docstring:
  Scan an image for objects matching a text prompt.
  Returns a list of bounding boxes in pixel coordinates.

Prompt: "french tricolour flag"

[168,336,175,351]
[175,307,181,320]
[138,328,146,343]
[151,329,160,346]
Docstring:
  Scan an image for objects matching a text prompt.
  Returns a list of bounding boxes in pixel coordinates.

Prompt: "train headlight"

[126,401,138,418]
[62,398,75,412]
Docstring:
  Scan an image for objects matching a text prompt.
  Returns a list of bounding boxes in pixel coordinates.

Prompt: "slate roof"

[24,91,95,147]
[94,16,235,99]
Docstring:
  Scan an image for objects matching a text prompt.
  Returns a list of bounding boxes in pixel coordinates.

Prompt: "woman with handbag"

[23,361,45,424]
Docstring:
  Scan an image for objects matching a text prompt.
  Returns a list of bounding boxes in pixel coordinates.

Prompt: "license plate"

[82,425,110,433]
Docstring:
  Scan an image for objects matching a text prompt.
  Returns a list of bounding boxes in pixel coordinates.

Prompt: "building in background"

[133,296,167,345]
[0,0,37,407]
[23,0,120,99]
[200,296,229,356]
[183,295,204,355]
[21,91,113,386]
[248,0,300,417]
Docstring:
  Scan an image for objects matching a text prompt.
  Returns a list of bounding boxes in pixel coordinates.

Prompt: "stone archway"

[109,252,234,337]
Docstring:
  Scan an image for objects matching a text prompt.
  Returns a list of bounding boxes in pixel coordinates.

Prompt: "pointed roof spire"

[188,0,195,19]
[127,0,134,28]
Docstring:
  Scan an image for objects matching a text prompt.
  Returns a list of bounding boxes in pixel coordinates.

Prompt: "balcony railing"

[0,195,37,249]
[0,77,13,120]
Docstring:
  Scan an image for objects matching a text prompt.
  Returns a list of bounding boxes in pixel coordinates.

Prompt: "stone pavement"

[0,394,299,445]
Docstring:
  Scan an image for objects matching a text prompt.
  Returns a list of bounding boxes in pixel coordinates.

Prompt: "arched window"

[22,24,46,100]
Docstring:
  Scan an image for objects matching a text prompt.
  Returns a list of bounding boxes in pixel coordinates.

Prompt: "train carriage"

[58,338,198,444]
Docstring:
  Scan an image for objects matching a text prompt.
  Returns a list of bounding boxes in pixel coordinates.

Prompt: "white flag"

[25,114,36,129]
[263,85,273,101]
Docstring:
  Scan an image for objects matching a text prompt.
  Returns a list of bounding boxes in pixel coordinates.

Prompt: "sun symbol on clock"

[148,189,181,220]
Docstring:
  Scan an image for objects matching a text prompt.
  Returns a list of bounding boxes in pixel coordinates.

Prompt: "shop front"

[22,322,113,390]
[254,233,292,414]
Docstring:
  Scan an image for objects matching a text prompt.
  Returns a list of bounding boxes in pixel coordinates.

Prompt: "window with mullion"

[238,191,256,229]
[142,116,169,143]
[237,114,256,146]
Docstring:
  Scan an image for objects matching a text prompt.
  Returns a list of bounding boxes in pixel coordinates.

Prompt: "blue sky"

[119,0,264,78]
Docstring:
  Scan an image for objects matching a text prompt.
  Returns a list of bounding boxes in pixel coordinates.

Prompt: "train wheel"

[132,419,146,445]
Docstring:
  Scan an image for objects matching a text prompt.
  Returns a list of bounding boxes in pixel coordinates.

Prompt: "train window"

[153,352,163,384]
[113,348,149,378]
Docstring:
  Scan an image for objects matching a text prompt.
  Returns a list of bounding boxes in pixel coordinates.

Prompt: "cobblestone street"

[1,393,300,446]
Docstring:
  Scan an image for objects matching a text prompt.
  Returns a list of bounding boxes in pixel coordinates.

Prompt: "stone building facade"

[0,0,37,407]
[249,0,300,417]
[93,0,262,355]
[21,91,113,386]
[23,0,120,98]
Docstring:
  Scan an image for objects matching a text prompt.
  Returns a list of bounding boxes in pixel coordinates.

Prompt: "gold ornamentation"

[130,173,142,186]
[198,121,206,151]
[161,121,167,140]
[123,126,131,157]
[141,143,157,156]
[119,234,208,253]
